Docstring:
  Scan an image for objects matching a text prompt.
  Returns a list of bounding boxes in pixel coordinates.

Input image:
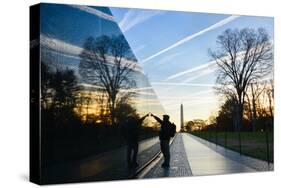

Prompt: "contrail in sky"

[69,5,115,22]
[141,15,240,64]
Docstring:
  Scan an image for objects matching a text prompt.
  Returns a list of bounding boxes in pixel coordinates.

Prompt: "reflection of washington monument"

[180,104,184,132]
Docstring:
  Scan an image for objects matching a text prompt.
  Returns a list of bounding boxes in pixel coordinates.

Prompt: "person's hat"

[163,114,170,118]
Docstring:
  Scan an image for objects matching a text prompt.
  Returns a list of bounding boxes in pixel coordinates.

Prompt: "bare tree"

[210,28,273,131]
[245,81,266,131]
[83,91,93,125]
[266,79,274,119]
[79,35,137,125]
[115,92,138,124]
[94,90,110,124]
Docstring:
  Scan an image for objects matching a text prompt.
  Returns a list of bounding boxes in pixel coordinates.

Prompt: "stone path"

[183,133,255,176]
[142,133,273,178]
[143,134,192,178]
[189,134,273,172]
[42,133,273,184]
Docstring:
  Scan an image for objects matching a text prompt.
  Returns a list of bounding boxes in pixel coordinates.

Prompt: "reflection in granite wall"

[39,3,165,183]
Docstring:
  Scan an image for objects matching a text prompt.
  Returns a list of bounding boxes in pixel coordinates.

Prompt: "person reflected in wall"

[150,113,176,168]
[125,113,149,168]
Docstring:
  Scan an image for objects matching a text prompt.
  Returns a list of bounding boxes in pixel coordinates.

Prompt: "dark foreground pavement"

[42,136,160,184]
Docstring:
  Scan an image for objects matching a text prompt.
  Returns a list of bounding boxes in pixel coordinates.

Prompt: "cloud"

[119,9,164,32]
[164,99,218,109]
[183,68,216,83]
[133,44,146,54]
[167,60,217,80]
[159,96,215,101]
[165,48,250,83]
[127,87,153,91]
[123,87,157,96]
[134,98,162,105]
[143,51,184,67]
[41,34,82,56]
[40,34,144,73]
[151,82,215,87]
[141,15,240,63]
[79,84,157,98]
[153,60,217,94]
[69,5,115,22]
[166,42,272,82]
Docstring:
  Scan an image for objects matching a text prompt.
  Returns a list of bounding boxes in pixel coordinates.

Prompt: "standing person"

[151,114,176,168]
[124,114,149,168]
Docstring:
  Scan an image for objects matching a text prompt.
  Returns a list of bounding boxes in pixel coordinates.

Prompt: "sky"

[110,7,274,125]
[39,4,273,128]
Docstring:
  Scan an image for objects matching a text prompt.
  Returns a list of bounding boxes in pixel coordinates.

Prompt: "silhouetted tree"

[79,35,137,125]
[94,90,110,124]
[217,98,237,131]
[41,62,53,109]
[245,81,266,131]
[266,79,274,119]
[52,68,78,109]
[210,28,273,131]
[77,91,94,125]
[186,119,207,131]
[184,121,194,132]
[40,61,79,127]
[115,93,138,124]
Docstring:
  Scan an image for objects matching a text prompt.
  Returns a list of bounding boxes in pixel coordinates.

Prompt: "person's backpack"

[169,123,176,137]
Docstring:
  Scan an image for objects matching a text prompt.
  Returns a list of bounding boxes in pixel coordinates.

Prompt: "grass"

[191,131,273,162]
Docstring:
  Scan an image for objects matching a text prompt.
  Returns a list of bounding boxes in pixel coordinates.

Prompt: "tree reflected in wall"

[40,36,157,166]
[79,35,137,125]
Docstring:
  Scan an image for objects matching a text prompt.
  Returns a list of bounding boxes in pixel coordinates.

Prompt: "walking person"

[124,114,149,168]
[151,114,176,168]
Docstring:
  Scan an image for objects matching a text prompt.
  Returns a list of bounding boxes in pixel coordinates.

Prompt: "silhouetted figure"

[151,114,176,168]
[125,114,149,168]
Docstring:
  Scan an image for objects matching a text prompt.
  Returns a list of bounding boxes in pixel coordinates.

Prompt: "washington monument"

[180,104,184,132]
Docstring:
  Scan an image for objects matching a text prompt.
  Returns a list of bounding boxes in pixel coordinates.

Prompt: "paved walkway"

[183,133,255,176]
[143,133,272,178]
[143,134,192,178]
[189,134,273,172]
[43,133,273,183]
